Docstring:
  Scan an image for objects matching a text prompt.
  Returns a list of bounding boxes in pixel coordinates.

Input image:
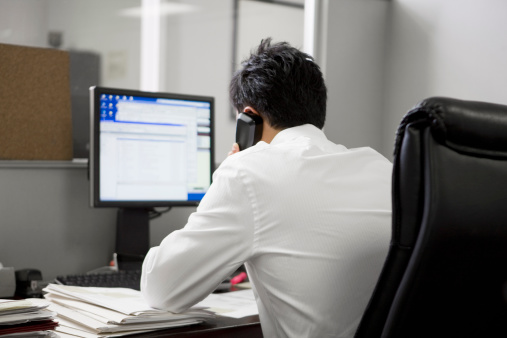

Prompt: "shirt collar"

[270,124,328,146]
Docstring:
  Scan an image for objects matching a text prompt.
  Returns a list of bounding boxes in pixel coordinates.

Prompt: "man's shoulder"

[215,142,271,175]
[347,146,392,164]
[222,142,274,164]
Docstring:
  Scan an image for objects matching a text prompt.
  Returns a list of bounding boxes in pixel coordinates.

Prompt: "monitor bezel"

[89,86,215,208]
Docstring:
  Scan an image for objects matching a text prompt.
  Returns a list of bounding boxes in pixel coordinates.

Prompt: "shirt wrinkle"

[236,161,259,258]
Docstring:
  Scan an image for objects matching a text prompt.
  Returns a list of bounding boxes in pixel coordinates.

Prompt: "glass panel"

[236,0,304,64]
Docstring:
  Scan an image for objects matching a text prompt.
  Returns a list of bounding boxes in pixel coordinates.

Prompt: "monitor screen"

[89,86,214,208]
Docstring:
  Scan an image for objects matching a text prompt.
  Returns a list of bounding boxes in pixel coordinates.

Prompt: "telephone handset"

[235,113,263,151]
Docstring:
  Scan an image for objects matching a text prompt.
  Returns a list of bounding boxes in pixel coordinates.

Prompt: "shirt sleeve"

[140,159,255,313]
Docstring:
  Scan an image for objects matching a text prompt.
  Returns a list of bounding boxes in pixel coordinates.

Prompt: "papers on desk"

[196,289,259,318]
[42,284,214,338]
[0,298,58,337]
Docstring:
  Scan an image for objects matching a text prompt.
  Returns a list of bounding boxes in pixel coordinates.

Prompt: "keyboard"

[56,270,234,292]
[55,270,141,290]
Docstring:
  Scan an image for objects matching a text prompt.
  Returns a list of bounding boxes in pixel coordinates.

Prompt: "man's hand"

[228,143,240,156]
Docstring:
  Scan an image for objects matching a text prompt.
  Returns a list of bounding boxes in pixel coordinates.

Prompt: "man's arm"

[141,160,254,313]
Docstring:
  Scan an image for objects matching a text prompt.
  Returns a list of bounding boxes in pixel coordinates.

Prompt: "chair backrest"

[355,97,507,338]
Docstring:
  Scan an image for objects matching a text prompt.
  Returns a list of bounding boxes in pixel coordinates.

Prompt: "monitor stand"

[115,208,151,271]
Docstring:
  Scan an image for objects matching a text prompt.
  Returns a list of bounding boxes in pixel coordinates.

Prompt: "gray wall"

[1,164,115,279]
[382,0,507,156]
[322,0,507,158]
[0,163,196,281]
[321,0,389,153]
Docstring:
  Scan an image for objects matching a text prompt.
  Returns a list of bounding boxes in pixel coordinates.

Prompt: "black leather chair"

[355,97,507,338]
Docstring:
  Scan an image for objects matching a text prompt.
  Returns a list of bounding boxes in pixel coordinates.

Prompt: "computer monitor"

[89,86,214,268]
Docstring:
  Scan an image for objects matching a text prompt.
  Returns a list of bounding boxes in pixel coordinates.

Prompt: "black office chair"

[355,97,507,338]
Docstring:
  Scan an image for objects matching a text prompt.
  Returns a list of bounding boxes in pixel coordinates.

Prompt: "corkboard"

[0,43,73,160]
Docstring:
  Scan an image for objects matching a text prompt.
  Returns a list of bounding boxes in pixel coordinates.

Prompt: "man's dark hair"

[230,38,327,130]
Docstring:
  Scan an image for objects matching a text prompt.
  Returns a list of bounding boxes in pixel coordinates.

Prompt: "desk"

[130,314,262,337]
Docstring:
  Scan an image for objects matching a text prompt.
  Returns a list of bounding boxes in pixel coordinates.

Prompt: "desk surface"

[130,315,262,338]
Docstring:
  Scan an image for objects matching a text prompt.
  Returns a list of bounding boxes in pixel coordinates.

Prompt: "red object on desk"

[230,272,247,285]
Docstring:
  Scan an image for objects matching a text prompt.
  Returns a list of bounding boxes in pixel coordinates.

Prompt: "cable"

[148,207,172,220]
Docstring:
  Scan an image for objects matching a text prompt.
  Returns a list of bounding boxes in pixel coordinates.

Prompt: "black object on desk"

[15,269,44,298]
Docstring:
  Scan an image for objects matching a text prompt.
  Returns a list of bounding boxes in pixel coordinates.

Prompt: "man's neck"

[261,120,283,144]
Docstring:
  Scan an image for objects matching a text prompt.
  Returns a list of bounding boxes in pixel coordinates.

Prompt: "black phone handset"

[235,113,263,151]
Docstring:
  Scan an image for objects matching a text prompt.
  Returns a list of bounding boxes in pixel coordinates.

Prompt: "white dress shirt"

[141,124,392,338]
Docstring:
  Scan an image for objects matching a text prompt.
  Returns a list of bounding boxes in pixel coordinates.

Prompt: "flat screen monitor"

[89,86,214,268]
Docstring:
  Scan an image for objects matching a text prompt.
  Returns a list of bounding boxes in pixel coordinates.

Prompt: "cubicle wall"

[0,162,195,281]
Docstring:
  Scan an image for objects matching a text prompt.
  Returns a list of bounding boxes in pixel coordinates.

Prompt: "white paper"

[44,284,158,316]
[196,289,259,318]
[0,308,56,325]
[45,293,211,325]
[47,300,203,334]
[0,299,49,315]
[55,317,157,338]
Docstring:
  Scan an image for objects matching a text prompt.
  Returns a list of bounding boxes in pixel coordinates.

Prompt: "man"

[141,38,392,337]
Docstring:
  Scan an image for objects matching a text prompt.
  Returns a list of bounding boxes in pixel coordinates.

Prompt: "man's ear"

[243,106,261,117]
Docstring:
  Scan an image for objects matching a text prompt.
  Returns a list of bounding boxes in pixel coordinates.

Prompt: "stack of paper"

[43,284,214,338]
[0,298,58,337]
[195,289,259,319]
